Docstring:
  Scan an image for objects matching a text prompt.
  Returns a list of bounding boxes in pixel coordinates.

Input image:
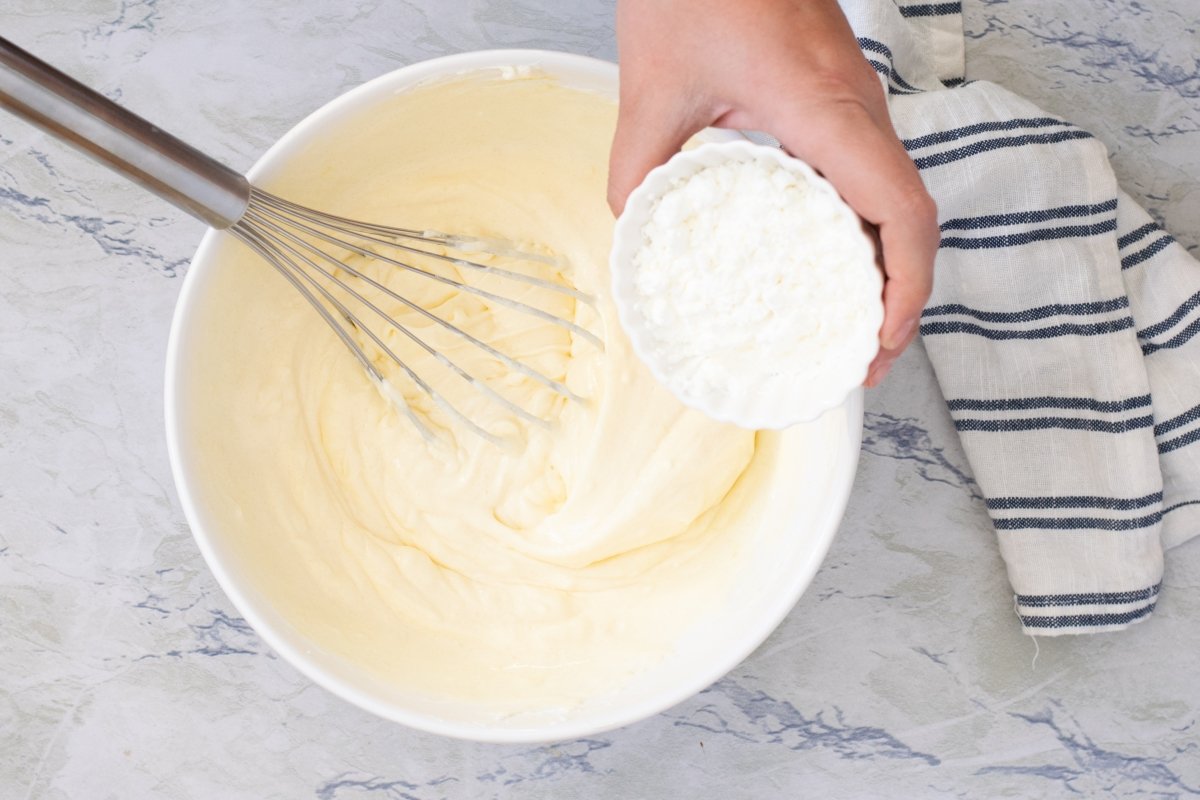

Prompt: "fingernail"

[869,360,895,388]
[865,361,886,388]
[883,318,917,351]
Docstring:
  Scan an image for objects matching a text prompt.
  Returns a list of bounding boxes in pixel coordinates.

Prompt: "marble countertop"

[2,1,1197,797]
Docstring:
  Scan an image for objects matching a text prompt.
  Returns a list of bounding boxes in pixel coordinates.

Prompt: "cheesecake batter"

[185,72,798,716]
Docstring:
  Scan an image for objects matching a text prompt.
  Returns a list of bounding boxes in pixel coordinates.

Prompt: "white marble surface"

[2,1,1198,797]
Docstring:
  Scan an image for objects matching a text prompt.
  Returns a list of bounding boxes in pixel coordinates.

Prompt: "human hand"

[608,0,939,386]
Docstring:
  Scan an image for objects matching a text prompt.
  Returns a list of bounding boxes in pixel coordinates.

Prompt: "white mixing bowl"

[164,49,864,742]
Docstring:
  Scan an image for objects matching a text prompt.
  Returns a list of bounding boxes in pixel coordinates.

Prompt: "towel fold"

[840,0,1199,634]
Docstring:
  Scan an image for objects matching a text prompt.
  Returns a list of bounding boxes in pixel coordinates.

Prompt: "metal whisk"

[0,37,598,444]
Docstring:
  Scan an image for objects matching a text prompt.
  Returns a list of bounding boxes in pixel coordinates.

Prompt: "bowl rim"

[164,48,863,743]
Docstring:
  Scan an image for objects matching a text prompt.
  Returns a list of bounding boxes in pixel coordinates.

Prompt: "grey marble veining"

[2,1,1198,797]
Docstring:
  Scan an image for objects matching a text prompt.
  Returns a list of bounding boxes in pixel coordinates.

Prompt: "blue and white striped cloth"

[841,0,1199,634]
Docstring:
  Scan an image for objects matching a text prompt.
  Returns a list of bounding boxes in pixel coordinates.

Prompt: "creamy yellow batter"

[184,73,798,716]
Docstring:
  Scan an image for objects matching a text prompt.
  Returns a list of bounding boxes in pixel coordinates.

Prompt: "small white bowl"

[611,140,883,428]
[165,51,865,742]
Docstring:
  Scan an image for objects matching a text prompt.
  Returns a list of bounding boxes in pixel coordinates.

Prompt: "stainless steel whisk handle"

[0,35,250,229]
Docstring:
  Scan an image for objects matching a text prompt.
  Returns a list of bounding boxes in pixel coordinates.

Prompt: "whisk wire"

[242,205,584,406]
[231,226,438,442]
[254,192,593,302]
[242,209,556,430]
[246,194,603,350]
[234,223,516,445]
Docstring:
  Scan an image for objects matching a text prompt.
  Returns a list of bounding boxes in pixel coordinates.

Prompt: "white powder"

[629,156,880,422]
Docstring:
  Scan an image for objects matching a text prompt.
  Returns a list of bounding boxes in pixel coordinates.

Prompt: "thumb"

[607,90,707,217]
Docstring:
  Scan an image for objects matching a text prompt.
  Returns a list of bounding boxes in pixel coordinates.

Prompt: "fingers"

[874,184,938,351]
[771,97,939,382]
[607,88,709,217]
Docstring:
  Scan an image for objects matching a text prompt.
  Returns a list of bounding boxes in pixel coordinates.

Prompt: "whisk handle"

[0,36,250,229]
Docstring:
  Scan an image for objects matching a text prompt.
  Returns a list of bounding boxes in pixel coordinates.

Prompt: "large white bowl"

[164,49,864,742]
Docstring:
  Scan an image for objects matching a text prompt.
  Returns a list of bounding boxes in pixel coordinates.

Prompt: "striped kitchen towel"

[840,0,1199,634]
